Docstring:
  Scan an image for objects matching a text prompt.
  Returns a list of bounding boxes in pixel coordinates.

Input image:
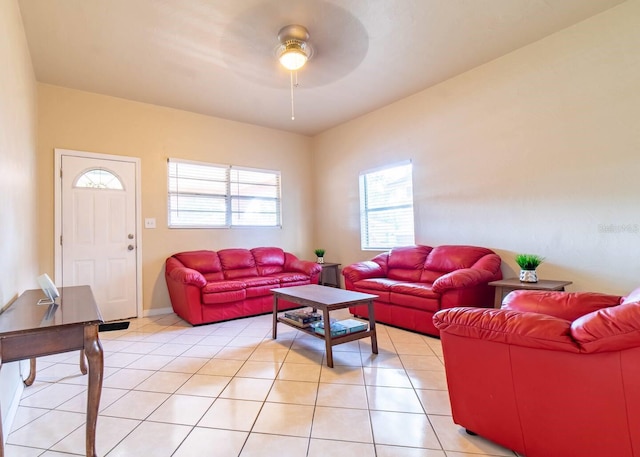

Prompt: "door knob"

[128,234,134,239]
[128,245,135,251]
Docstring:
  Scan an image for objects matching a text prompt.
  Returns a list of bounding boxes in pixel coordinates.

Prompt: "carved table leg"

[23,358,36,386]
[84,325,103,457]
[79,349,87,375]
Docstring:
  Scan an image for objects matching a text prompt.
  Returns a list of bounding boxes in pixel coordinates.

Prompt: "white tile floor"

[5,309,518,457]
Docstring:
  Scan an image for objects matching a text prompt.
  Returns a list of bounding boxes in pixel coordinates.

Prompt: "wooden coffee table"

[272,284,378,367]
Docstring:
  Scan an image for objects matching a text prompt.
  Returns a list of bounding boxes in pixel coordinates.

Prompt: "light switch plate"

[144,218,156,229]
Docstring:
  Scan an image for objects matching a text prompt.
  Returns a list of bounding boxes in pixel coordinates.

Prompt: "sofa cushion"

[218,248,259,279]
[202,288,247,305]
[386,245,431,282]
[354,278,402,292]
[390,282,438,298]
[202,280,247,305]
[243,276,280,287]
[271,272,310,284]
[252,247,286,276]
[174,250,222,275]
[424,245,493,273]
[390,283,440,312]
[352,278,405,304]
[202,280,245,293]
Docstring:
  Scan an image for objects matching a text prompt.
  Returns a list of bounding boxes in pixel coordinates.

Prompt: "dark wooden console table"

[0,285,104,457]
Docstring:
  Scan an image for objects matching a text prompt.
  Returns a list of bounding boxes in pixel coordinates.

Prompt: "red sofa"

[165,247,322,325]
[433,287,640,457]
[342,245,502,336]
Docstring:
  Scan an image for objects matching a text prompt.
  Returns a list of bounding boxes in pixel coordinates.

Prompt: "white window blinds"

[359,161,415,249]
[168,159,281,228]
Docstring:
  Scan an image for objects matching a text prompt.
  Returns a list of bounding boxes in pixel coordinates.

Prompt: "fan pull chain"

[290,71,300,120]
[290,71,297,120]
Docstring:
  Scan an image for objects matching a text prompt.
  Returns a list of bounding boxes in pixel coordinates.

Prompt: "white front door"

[58,152,139,321]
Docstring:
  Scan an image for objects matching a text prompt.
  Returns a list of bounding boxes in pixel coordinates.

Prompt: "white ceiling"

[18,0,626,136]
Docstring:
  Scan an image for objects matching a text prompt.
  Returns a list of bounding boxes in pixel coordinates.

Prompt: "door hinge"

[60,235,63,245]
[60,168,62,178]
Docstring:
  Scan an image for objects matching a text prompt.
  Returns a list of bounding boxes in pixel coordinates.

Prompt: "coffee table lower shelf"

[272,285,379,368]
[277,316,376,345]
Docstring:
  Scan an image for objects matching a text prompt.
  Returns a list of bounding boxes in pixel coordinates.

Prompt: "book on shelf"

[283,310,322,324]
[279,316,314,328]
[336,318,368,334]
[310,320,347,337]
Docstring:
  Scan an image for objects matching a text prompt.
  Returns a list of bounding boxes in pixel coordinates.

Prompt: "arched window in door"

[74,168,124,190]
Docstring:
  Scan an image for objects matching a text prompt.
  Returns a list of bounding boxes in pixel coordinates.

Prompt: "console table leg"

[23,358,36,386]
[79,349,87,375]
[84,325,103,457]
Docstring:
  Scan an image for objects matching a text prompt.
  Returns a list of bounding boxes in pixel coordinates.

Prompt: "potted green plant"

[314,248,326,264]
[515,253,544,283]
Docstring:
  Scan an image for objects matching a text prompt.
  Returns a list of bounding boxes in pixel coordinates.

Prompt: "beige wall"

[37,85,314,313]
[0,0,38,437]
[313,0,640,295]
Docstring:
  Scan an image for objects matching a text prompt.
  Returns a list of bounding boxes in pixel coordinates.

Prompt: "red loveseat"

[165,247,322,325]
[342,245,502,336]
[433,287,640,457]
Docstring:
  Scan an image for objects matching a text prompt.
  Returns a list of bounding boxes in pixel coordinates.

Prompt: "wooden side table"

[319,262,341,288]
[489,278,573,308]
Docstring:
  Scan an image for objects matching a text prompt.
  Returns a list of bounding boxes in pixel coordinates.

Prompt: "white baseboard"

[143,306,174,317]
[1,361,28,445]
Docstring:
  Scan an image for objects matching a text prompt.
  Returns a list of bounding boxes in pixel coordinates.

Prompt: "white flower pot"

[519,269,538,283]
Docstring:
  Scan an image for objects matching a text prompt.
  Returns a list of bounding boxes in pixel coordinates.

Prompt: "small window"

[168,158,282,228]
[359,161,415,250]
[230,167,281,226]
[74,169,124,190]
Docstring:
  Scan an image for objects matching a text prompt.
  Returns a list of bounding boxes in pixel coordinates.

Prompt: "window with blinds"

[168,159,281,228]
[359,161,415,249]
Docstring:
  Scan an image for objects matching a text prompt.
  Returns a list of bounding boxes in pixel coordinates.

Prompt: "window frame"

[359,160,415,250]
[167,158,282,229]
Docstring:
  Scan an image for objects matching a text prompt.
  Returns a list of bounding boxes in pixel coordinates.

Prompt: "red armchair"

[433,287,640,457]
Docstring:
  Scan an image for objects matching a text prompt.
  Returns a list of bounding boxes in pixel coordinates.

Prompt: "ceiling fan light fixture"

[276,24,313,121]
[278,40,309,71]
[276,25,313,71]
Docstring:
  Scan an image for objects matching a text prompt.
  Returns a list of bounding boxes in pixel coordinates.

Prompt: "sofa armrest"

[342,261,385,283]
[502,290,621,321]
[572,301,640,353]
[284,253,322,276]
[167,266,207,288]
[431,268,493,293]
[433,307,579,352]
